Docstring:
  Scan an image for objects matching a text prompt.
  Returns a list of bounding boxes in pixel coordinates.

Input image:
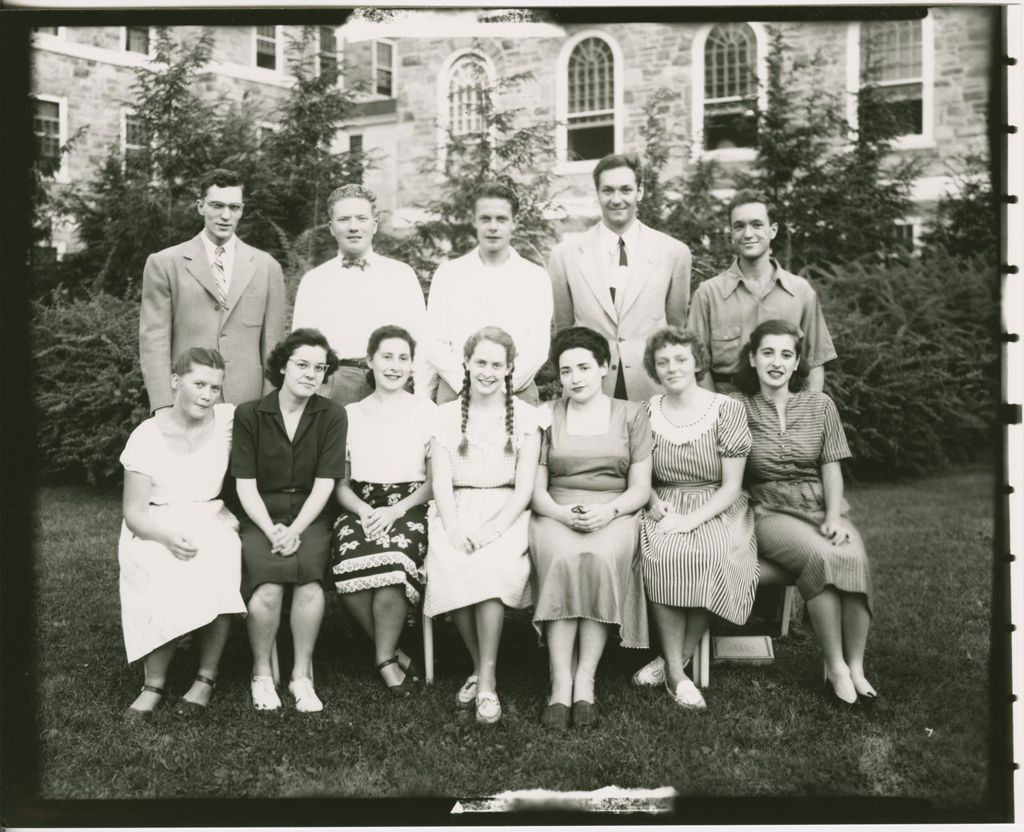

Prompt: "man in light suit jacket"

[139,169,286,411]
[548,153,691,402]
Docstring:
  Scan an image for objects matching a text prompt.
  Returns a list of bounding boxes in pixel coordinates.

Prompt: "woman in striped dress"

[735,319,877,709]
[636,328,758,710]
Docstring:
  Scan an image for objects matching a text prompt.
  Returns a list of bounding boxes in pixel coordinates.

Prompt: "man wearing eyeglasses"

[139,168,286,411]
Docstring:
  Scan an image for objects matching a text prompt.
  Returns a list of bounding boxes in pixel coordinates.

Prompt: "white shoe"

[288,677,324,713]
[666,676,706,710]
[475,691,501,724]
[632,656,666,686]
[455,674,479,707]
[251,675,281,711]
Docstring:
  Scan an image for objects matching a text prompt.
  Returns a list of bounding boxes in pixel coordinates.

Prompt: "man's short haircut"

[197,169,244,200]
[473,181,520,218]
[592,152,644,191]
[727,189,776,225]
[327,183,377,218]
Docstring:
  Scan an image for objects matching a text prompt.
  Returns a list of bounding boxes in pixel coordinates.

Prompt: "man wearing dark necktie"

[291,184,427,408]
[139,168,286,411]
[548,153,692,402]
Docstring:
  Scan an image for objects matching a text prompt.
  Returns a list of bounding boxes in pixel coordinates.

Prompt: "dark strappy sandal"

[173,673,217,716]
[125,683,166,721]
[376,657,417,698]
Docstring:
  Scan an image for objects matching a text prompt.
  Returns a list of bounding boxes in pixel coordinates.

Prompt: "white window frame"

[120,108,152,176]
[846,14,935,150]
[435,48,497,168]
[372,39,397,98]
[32,94,69,183]
[555,29,624,175]
[894,216,923,254]
[317,25,340,84]
[690,21,768,163]
[121,25,153,57]
[32,25,65,40]
[253,25,282,75]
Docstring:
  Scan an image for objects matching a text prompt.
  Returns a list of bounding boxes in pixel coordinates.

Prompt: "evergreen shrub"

[813,252,998,478]
[34,292,149,486]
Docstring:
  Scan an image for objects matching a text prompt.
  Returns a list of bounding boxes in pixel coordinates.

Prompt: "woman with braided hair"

[423,326,542,724]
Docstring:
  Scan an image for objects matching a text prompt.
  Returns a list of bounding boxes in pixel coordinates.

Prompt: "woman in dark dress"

[232,328,346,713]
[734,320,877,709]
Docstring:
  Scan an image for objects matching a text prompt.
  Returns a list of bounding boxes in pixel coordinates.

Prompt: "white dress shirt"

[199,233,237,293]
[292,249,428,378]
[596,220,639,299]
[424,246,553,393]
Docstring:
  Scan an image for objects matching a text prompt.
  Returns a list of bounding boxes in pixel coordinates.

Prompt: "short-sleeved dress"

[231,392,347,600]
[528,398,652,649]
[330,396,439,605]
[423,398,538,617]
[118,403,246,664]
[638,394,758,624]
[740,391,872,613]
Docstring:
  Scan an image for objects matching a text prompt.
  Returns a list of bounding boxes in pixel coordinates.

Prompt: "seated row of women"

[119,320,877,728]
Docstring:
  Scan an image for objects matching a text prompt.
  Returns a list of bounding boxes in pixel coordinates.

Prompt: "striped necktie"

[212,245,228,307]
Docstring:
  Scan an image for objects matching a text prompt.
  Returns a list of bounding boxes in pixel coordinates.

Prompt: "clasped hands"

[819,517,852,546]
[268,523,301,556]
[359,504,400,540]
[446,520,500,554]
[646,498,700,535]
[564,503,616,534]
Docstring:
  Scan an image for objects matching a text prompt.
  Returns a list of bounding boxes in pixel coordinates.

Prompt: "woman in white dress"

[331,325,436,696]
[424,326,541,724]
[118,347,245,718]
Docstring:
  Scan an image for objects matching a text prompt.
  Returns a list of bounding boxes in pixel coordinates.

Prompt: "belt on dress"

[278,487,303,494]
[338,358,368,369]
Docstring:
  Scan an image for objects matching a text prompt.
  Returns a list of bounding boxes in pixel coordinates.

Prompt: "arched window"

[859,19,924,136]
[702,23,759,151]
[447,54,489,137]
[566,36,616,161]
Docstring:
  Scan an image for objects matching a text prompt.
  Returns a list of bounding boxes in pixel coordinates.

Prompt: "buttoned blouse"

[231,391,347,494]
[687,258,837,375]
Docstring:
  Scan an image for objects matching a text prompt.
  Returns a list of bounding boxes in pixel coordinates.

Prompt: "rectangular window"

[893,220,918,252]
[374,41,394,97]
[33,26,60,36]
[318,26,338,83]
[349,134,363,153]
[125,25,150,54]
[124,113,151,175]
[860,20,924,137]
[256,26,278,71]
[33,99,62,168]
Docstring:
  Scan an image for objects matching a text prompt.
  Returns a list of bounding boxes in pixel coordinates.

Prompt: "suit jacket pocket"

[239,292,266,327]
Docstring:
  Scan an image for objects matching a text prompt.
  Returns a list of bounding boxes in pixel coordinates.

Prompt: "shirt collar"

[721,257,796,297]
[472,245,519,269]
[337,248,376,267]
[199,231,237,261]
[597,219,640,258]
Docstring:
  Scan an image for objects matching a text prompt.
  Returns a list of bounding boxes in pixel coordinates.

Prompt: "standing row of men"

[139,153,836,412]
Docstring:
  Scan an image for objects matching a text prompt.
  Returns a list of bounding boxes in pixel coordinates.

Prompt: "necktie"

[212,245,228,307]
[618,236,628,267]
[342,256,368,270]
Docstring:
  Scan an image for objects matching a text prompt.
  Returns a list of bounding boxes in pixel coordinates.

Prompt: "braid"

[458,367,471,456]
[503,371,515,455]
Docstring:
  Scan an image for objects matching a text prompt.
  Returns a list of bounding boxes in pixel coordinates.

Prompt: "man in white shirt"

[292,184,427,408]
[548,153,691,402]
[424,181,553,405]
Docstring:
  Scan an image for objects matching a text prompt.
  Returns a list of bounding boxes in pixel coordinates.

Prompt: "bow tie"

[341,256,369,270]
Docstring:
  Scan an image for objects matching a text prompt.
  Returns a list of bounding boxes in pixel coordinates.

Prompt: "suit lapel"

[182,234,221,302]
[578,224,617,322]
[619,223,659,318]
[225,239,256,313]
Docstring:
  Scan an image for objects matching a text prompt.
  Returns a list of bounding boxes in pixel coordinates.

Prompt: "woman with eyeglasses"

[231,328,346,713]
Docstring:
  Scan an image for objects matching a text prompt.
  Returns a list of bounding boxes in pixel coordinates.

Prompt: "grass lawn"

[26,465,998,815]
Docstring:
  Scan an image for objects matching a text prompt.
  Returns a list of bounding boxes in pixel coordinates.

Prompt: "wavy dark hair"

[732,319,809,394]
[365,324,416,391]
[643,327,709,383]
[550,326,611,372]
[264,328,340,389]
[171,346,225,377]
[474,181,520,218]
[458,326,517,456]
[197,168,244,200]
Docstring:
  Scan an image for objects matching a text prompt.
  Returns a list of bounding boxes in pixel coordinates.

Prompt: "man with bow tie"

[291,183,427,408]
[139,168,286,411]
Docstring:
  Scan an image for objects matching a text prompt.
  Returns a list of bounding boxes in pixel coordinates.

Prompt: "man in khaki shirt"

[687,190,836,392]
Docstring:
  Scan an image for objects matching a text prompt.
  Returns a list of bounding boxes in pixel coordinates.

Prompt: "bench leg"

[780,586,794,638]
[692,627,711,688]
[422,610,434,686]
[270,641,280,686]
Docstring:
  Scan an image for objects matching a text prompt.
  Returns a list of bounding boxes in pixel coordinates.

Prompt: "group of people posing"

[122,153,877,728]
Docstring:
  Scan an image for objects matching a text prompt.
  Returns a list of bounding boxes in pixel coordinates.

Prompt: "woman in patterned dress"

[330,325,436,696]
[529,327,653,730]
[119,348,245,718]
[735,319,877,709]
[635,327,758,710]
[424,326,541,724]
